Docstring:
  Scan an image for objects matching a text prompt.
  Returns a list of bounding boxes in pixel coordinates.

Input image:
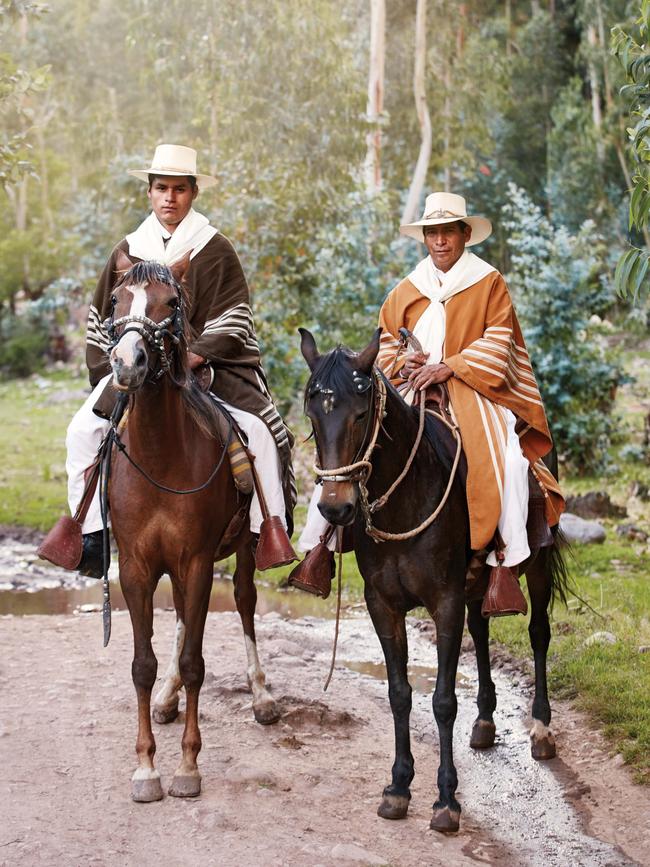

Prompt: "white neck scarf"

[125,208,218,265]
[408,250,496,363]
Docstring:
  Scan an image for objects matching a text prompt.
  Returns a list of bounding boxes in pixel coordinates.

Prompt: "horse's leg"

[233,542,280,725]
[525,552,556,760]
[122,575,163,803]
[430,591,465,833]
[466,598,497,749]
[365,587,413,821]
[168,559,212,798]
[152,613,185,725]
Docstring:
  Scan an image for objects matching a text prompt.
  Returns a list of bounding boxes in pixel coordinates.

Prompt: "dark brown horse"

[300,327,568,833]
[107,252,280,803]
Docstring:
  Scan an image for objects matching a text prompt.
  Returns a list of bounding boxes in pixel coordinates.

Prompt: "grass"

[2,351,650,782]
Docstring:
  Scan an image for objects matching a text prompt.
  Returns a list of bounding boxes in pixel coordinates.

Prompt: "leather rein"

[312,369,462,543]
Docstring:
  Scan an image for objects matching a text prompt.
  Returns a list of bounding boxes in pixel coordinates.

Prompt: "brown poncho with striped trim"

[377,269,564,550]
[85,232,296,526]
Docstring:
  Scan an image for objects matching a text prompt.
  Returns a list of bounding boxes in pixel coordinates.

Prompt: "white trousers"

[66,374,286,534]
[299,408,530,567]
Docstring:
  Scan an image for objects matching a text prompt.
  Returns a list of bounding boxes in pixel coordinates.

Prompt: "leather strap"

[73,457,101,525]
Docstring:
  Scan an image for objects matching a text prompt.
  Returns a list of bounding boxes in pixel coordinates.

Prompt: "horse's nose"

[318,500,356,526]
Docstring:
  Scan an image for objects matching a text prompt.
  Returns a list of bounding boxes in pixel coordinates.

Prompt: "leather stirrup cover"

[481,565,528,618]
[288,543,334,599]
[37,516,83,570]
[255,516,297,571]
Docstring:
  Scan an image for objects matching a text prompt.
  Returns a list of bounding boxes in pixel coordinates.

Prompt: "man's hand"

[188,351,206,370]
[400,350,430,379]
[409,362,454,391]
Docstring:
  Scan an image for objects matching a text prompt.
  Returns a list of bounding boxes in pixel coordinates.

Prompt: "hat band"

[424,208,465,220]
[150,164,196,174]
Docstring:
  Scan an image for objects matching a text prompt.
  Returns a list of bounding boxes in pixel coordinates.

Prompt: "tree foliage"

[612,0,650,301]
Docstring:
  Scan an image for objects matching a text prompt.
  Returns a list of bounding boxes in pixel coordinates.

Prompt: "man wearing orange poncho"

[294,192,564,610]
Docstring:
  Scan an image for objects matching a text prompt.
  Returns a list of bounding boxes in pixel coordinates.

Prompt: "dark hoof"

[429,806,460,833]
[377,793,410,820]
[253,699,281,726]
[132,775,164,803]
[470,718,496,749]
[531,735,556,760]
[168,773,201,798]
[152,703,179,725]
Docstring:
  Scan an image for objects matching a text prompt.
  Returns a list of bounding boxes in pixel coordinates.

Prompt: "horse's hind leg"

[430,591,465,833]
[169,559,213,798]
[525,552,556,760]
[365,588,413,821]
[122,575,163,803]
[153,587,186,724]
[233,542,280,725]
[466,598,497,749]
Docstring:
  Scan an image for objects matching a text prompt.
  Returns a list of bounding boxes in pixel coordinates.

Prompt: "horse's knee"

[432,691,457,725]
[529,616,551,650]
[179,653,205,690]
[132,652,157,692]
[388,679,412,715]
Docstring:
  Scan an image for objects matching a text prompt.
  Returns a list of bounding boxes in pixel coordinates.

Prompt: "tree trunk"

[401,0,432,224]
[587,24,605,165]
[363,0,385,196]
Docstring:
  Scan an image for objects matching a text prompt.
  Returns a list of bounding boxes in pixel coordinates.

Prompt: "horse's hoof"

[377,793,410,820]
[530,720,556,760]
[168,773,201,798]
[531,734,556,760]
[470,718,496,749]
[429,806,460,833]
[132,776,164,803]
[152,703,179,725]
[253,699,281,726]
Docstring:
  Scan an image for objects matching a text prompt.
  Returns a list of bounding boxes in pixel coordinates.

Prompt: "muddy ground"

[2,566,650,867]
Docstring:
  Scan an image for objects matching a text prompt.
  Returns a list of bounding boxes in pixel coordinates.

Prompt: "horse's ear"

[356,327,382,375]
[299,328,321,371]
[114,249,134,274]
[170,253,191,285]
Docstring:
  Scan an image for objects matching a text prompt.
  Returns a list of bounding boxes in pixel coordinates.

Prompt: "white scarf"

[409,250,496,363]
[125,208,218,265]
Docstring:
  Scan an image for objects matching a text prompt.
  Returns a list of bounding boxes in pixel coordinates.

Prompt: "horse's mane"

[120,261,222,440]
[304,345,453,473]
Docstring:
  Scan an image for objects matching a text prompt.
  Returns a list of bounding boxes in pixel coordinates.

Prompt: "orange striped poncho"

[377,269,564,550]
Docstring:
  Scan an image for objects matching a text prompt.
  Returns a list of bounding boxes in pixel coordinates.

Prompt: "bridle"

[104,275,185,385]
[310,367,462,543]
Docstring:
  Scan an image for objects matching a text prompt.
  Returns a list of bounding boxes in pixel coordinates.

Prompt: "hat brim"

[399,215,492,247]
[128,169,218,190]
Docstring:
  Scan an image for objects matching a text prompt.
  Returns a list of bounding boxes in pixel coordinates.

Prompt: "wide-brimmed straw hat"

[400,192,492,246]
[128,144,217,190]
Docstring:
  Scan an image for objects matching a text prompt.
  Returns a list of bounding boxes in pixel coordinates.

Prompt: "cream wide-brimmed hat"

[400,192,492,246]
[128,144,217,190]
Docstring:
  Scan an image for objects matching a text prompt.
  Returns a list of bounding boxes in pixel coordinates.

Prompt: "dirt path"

[1,603,649,867]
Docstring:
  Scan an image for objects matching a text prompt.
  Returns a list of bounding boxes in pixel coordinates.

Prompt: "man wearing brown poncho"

[296,192,564,613]
[65,145,295,576]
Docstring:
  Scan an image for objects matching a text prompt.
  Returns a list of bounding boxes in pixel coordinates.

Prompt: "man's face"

[423,221,472,272]
[147,175,198,232]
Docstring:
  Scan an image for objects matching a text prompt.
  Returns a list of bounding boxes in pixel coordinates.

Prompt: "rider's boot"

[78,530,105,579]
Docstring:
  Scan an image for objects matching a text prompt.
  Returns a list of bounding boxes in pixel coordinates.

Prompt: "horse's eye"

[354,411,368,424]
[167,296,179,309]
[110,295,117,308]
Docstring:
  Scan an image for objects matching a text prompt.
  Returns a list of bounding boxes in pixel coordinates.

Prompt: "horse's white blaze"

[244,634,272,705]
[132,766,161,781]
[530,719,553,741]
[153,619,185,712]
[112,283,148,368]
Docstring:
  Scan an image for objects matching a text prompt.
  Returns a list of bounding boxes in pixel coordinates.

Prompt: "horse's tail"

[549,526,572,610]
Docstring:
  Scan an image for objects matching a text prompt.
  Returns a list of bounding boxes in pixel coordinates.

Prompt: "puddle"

[0,573,341,619]
[343,659,471,692]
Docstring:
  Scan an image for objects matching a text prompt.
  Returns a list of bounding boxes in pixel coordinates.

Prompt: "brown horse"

[300,327,568,833]
[107,252,280,803]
